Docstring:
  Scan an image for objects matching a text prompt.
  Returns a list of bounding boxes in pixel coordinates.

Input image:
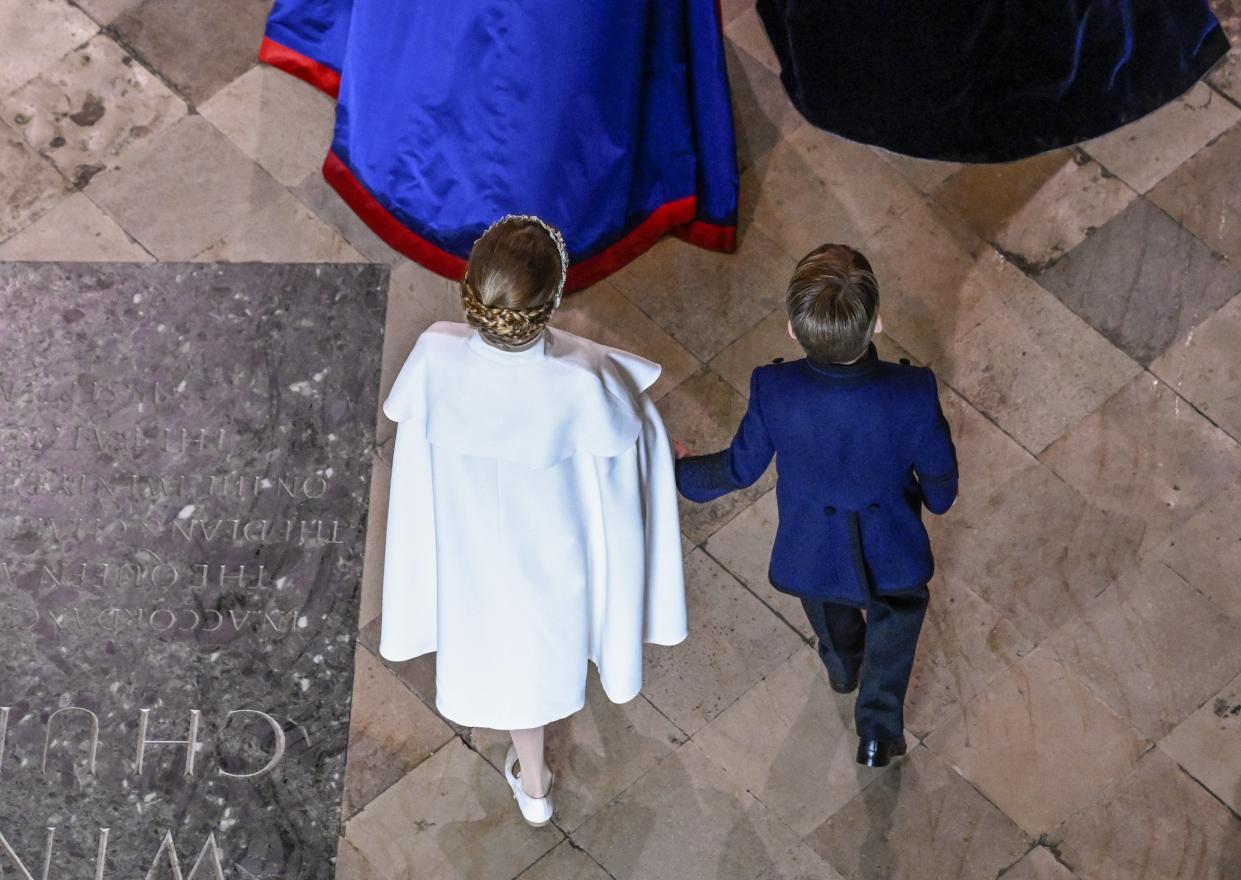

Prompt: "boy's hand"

[672,438,691,460]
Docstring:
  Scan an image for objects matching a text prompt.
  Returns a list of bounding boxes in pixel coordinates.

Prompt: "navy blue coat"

[676,345,958,606]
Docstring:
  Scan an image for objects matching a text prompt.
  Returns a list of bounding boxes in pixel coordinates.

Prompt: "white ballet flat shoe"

[504,745,554,827]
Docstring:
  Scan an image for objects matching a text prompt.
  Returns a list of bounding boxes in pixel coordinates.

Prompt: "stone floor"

[4,2,1241,878]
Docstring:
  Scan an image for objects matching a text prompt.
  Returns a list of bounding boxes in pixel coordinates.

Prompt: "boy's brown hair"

[785,244,879,364]
[462,218,563,346]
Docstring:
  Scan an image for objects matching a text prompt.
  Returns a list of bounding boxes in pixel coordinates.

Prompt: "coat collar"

[803,343,879,379]
[465,327,548,363]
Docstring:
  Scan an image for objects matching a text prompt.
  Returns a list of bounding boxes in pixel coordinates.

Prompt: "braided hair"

[461,216,569,348]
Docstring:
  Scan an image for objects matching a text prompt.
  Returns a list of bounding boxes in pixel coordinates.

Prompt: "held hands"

[672,438,692,460]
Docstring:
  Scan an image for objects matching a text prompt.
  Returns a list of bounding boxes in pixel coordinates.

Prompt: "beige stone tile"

[1000,847,1079,880]
[470,672,685,832]
[724,5,779,74]
[73,0,144,26]
[0,191,149,260]
[345,738,561,880]
[1040,373,1241,553]
[191,189,366,262]
[572,740,804,880]
[1151,292,1241,443]
[938,277,1142,454]
[1049,748,1241,880]
[357,616,468,737]
[757,841,846,880]
[0,0,98,96]
[807,745,1030,880]
[1084,82,1241,194]
[1208,48,1241,103]
[86,115,286,259]
[640,548,804,734]
[724,40,804,174]
[924,647,1149,837]
[343,644,454,818]
[375,259,462,440]
[906,575,1033,739]
[935,385,1039,518]
[357,453,389,631]
[656,368,776,544]
[519,842,611,880]
[1045,560,1241,740]
[741,122,921,262]
[1149,123,1241,264]
[336,836,391,880]
[933,150,1137,269]
[111,0,275,105]
[1154,480,1241,617]
[0,119,71,242]
[1161,670,1241,815]
[694,647,890,836]
[2,34,186,188]
[200,64,335,188]
[702,490,814,639]
[550,281,700,402]
[931,461,1143,645]
[292,172,406,264]
[872,146,965,196]
[610,227,795,362]
[708,305,916,399]
[866,197,1014,367]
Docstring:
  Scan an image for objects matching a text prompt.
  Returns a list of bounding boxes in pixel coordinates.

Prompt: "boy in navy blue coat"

[674,244,958,767]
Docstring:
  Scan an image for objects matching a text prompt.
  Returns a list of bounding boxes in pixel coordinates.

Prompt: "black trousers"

[800,586,929,741]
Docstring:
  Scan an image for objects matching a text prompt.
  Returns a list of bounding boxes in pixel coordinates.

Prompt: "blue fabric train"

[260,0,739,290]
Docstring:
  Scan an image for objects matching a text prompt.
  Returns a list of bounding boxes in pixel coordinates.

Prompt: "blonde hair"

[461,218,564,347]
[785,244,879,363]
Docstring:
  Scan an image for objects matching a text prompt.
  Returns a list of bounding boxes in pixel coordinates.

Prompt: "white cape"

[378,321,687,729]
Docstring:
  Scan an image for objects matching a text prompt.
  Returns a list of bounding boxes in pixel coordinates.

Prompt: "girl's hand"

[672,438,691,459]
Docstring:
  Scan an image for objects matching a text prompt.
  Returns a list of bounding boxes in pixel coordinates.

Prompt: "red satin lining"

[258,36,341,98]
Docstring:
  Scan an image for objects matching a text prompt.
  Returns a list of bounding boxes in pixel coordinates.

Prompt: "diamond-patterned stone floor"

[4,3,1241,878]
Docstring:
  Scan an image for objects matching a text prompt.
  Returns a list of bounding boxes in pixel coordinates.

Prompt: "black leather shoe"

[856,736,907,767]
[828,675,858,694]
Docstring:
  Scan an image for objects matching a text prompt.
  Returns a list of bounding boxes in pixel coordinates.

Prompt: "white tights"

[509,726,551,798]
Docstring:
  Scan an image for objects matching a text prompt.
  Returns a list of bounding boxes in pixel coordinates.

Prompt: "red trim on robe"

[322,151,736,293]
[258,36,341,98]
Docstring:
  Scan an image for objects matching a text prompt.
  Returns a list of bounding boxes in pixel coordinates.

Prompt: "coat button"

[899,358,911,366]
[868,502,880,510]
[771,357,785,363]
[823,505,836,516]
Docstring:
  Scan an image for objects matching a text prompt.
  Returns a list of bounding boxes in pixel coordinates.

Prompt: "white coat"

[378,321,687,729]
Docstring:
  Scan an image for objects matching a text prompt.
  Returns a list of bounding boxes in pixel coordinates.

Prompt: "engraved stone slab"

[0,262,387,880]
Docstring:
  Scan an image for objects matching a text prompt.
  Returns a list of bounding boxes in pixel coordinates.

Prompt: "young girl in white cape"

[378,215,688,826]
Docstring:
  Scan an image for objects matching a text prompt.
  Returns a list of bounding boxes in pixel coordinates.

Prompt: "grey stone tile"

[1083,81,1241,193]
[344,739,562,880]
[640,548,804,734]
[1045,560,1241,740]
[1151,292,1241,443]
[930,459,1144,644]
[2,33,186,188]
[0,118,71,242]
[1040,373,1241,553]
[518,842,611,880]
[999,847,1080,880]
[470,673,685,833]
[1150,122,1241,264]
[938,275,1142,454]
[342,644,454,819]
[73,0,144,25]
[1213,0,1241,42]
[292,172,407,263]
[1161,669,1241,815]
[693,647,891,836]
[1209,47,1241,103]
[757,842,847,880]
[1153,476,1241,617]
[200,63,335,187]
[932,149,1136,270]
[724,39,804,175]
[550,281,700,403]
[924,647,1149,837]
[572,741,804,880]
[806,745,1030,880]
[191,189,366,262]
[111,0,274,104]
[0,0,98,96]
[610,226,795,362]
[1048,748,1241,880]
[656,368,776,544]
[724,5,779,74]
[86,114,286,259]
[0,191,149,260]
[1036,197,1241,366]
